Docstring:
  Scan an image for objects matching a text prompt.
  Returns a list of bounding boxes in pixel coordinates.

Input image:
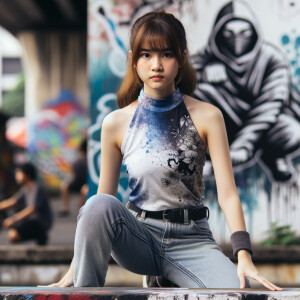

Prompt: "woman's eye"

[163,52,173,58]
[142,53,150,58]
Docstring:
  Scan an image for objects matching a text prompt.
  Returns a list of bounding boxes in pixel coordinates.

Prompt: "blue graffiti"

[281,34,290,45]
[281,32,300,84]
[88,3,129,201]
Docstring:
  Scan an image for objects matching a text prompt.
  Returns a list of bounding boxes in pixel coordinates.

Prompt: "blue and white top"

[121,88,206,211]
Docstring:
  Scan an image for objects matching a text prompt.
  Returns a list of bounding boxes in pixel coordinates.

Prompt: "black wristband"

[230,231,253,257]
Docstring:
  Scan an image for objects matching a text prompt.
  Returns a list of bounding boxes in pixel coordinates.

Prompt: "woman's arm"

[97,111,123,196]
[205,108,246,233]
[204,105,282,291]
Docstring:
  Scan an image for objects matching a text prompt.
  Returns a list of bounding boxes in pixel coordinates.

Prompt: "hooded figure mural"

[191,0,300,183]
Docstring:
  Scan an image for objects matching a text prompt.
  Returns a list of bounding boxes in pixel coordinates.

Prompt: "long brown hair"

[117,11,196,108]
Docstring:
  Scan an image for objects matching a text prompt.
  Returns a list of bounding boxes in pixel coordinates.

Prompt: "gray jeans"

[73,193,240,288]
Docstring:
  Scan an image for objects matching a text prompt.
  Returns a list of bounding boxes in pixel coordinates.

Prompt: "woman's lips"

[151,75,163,81]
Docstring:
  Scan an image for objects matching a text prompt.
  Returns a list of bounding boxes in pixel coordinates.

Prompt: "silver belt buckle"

[140,210,146,220]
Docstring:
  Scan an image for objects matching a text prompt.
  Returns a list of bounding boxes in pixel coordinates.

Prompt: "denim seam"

[111,218,162,269]
[160,220,168,252]
[112,218,205,287]
[160,222,205,287]
[159,221,168,271]
[190,220,212,234]
[162,255,206,288]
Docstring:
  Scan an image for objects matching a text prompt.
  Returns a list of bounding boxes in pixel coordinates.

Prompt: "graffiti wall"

[88,0,300,242]
[28,90,89,189]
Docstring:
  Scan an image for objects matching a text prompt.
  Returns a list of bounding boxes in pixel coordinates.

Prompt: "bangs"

[140,30,171,52]
[132,20,182,63]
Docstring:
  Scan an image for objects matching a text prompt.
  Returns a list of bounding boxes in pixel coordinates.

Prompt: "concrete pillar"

[18,30,88,119]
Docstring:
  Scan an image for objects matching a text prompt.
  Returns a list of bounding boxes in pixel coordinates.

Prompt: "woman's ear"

[181,50,187,66]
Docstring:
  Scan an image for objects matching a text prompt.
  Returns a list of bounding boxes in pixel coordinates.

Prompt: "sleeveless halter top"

[121,88,206,211]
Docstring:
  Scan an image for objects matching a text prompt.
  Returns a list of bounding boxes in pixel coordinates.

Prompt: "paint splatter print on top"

[121,88,206,211]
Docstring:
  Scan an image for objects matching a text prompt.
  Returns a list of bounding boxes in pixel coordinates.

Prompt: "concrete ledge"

[0,245,74,264]
[2,245,300,264]
[1,245,300,287]
[0,287,300,299]
[0,264,143,287]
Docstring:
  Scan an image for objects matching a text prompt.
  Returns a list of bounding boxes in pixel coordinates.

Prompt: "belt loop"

[183,209,189,225]
[162,210,168,222]
[140,210,146,220]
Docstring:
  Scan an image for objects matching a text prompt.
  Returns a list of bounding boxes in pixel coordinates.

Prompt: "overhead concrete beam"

[11,0,45,23]
[0,0,86,35]
[0,1,18,24]
[53,0,80,22]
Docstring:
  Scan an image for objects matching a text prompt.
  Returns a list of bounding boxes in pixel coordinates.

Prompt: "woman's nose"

[151,56,162,70]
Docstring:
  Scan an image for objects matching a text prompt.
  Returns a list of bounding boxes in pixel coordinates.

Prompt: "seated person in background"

[0,162,53,245]
[59,139,88,217]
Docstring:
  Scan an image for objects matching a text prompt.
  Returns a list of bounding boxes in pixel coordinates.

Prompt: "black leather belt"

[127,202,209,224]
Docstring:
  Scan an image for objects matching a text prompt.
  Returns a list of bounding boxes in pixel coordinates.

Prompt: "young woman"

[50,11,281,290]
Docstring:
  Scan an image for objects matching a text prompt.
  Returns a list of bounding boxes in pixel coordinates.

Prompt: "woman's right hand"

[39,262,74,287]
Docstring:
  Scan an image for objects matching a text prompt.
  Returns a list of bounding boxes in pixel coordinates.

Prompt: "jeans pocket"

[190,219,212,234]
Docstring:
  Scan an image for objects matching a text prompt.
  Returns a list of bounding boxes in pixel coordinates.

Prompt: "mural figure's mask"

[220,19,256,57]
[207,0,263,72]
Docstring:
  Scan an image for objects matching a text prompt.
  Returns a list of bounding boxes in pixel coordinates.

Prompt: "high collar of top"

[138,88,184,112]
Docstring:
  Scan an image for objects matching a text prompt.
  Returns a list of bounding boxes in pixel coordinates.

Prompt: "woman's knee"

[78,193,122,223]
[75,194,125,244]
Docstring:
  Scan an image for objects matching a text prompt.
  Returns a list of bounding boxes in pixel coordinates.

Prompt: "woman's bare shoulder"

[184,95,223,122]
[102,100,138,131]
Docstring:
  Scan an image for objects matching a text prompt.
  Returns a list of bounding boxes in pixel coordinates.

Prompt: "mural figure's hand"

[230,148,249,165]
[2,217,15,229]
[237,250,282,291]
[204,63,227,83]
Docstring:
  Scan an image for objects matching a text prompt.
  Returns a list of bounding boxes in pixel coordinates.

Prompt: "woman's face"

[135,42,179,97]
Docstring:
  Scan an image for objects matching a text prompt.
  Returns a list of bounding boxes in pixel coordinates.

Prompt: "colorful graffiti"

[28,90,89,189]
[88,0,130,199]
[0,286,296,300]
[88,0,300,242]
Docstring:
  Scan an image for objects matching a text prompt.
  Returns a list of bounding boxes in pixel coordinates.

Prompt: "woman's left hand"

[237,250,283,291]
